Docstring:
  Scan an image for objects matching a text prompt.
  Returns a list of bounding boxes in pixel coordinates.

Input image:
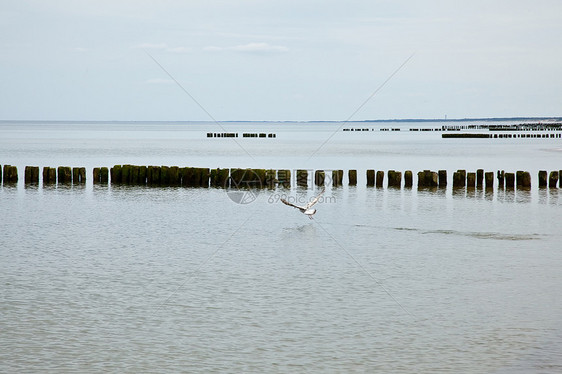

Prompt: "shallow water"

[1,121,561,372]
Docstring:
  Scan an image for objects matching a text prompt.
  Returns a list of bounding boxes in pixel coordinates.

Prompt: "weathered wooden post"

[25,166,40,184]
[505,172,515,189]
[210,168,230,188]
[277,170,291,188]
[72,167,86,184]
[438,170,447,188]
[366,170,375,187]
[315,170,325,186]
[265,169,277,189]
[43,167,56,184]
[138,166,147,185]
[0,164,2,184]
[169,166,180,186]
[296,169,308,187]
[549,171,559,188]
[130,165,140,185]
[93,167,101,183]
[521,171,531,188]
[404,170,413,188]
[3,165,18,184]
[252,169,267,188]
[111,165,122,185]
[466,172,476,188]
[485,172,494,189]
[453,170,466,188]
[100,167,109,184]
[375,171,384,188]
[387,170,402,188]
[477,169,484,188]
[497,170,505,189]
[198,168,210,187]
[348,170,357,186]
[332,170,343,187]
[538,170,547,188]
[58,166,72,184]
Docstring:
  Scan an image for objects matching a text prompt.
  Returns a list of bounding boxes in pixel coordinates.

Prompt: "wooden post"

[315,170,325,186]
[538,170,547,188]
[388,170,402,188]
[438,170,447,188]
[348,170,357,186]
[404,170,413,188]
[375,171,384,188]
[549,171,559,188]
[366,170,375,187]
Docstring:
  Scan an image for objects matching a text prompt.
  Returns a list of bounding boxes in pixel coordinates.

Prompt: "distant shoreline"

[1,117,561,124]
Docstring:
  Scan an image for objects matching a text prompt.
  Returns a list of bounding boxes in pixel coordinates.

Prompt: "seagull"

[281,188,325,219]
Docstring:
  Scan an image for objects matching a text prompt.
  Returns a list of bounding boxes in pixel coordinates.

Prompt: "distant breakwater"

[2,164,561,190]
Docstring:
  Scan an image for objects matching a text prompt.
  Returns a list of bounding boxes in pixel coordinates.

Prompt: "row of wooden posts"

[2,164,561,189]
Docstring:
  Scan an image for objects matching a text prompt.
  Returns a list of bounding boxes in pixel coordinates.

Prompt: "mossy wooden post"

[0,164,2,184]
[314,170,325,186]
[418,170,438,188]
[277,169,291,188]
[254,169,267,188]
[466,172,476,188]
[387,170,402,188]
[130,165,140,185]
[296,169,308,187]
[138,166,147,185]
[93,168,101,184]
[73,167,80,184]
[43,166,55,185]
[505,172,515,189]
[111,165,122,185]
[438,170,447,188]
[100,167,109,184]
[485,172,494,189]
[453,170,466,188]
[538,170,547,188]
[230,168,243,188]
[453,170,464,188]
[265,169,277,189]
[366,170,375,187]
[169,166,180,186]
[332,170,343,187]
[25,166,39,184]
[58,166,71,184]
[348,170,357,186]
[4,165,18,184]
[477,169,484,188]
[43,167,55,184]
[375,171,384,188]
[196,168,210,187]
[403,170,412,188]
[549,171,559,188]
[121,164,131,184]
[521,171,531,188]
[211,168,230,188]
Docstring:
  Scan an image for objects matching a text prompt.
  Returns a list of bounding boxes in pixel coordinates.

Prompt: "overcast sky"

[1,0,561,121]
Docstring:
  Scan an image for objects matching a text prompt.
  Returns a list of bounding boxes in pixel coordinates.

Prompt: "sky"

[1,0,561,121]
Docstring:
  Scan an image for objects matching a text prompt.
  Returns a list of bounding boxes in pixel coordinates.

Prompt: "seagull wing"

[306,187,325,209]
[281,199,306,213]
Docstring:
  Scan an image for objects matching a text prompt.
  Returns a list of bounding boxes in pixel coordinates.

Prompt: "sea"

[1,120,561,373]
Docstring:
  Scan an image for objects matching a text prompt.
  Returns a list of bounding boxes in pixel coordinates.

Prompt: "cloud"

[204,42,289,54]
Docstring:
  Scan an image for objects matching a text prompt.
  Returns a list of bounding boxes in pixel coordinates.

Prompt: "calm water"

[1,121,561,373]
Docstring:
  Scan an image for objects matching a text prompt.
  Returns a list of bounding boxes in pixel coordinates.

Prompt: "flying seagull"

[281,188,325,219]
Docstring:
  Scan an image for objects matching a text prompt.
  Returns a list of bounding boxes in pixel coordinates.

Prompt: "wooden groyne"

[207,132,276,138]
[3,164,562,190]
